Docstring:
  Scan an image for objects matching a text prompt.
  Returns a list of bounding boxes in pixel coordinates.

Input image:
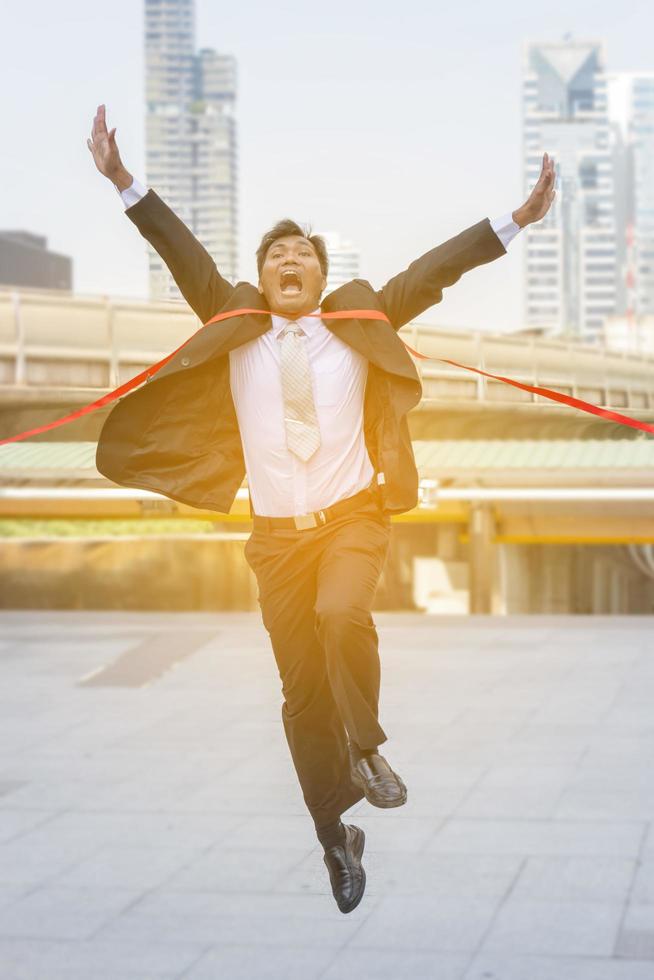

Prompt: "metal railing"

[404,320,654,412]
[2,286,653,412]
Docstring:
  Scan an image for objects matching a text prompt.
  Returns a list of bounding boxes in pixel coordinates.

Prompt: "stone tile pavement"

[0,611,653,979]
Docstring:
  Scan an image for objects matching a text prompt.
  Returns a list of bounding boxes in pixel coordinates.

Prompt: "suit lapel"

[154,285,271,382]
[321,283,420,383]
[200,285,272,358]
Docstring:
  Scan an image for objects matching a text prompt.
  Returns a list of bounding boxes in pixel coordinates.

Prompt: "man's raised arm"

[377,153,556,330]
[87,104,233,325]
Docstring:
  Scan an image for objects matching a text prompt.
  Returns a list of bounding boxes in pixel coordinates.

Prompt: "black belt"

[252,486,376,531]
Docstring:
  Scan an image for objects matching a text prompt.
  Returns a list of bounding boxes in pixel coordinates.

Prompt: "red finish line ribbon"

[0,307,652,446]
[401,342,654,437]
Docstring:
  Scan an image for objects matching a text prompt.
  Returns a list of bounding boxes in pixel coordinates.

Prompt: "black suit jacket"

[96,190,506,514]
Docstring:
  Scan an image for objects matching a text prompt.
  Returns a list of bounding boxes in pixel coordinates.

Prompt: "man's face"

[258,235,327,317]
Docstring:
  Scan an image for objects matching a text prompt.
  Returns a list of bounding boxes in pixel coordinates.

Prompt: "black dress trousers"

[244,496,391,830]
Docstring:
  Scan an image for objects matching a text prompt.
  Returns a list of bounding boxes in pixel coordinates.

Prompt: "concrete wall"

[2,528,653,614]
[499,543,654,614]
[0,538,258,612]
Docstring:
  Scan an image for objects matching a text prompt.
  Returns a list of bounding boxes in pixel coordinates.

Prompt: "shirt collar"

[271,307,322,339]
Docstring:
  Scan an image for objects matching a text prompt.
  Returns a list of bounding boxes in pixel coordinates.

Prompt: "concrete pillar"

[437,524,459,561]
[468,502,495,614]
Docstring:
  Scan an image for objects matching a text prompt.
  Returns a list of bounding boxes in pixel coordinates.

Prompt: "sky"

[1,0,652,332]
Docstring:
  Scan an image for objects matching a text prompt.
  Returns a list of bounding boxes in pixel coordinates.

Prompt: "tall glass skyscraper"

[144,0,238,302]
[606,71,654,350]
[627,75,654,320]
[522,39,617,343]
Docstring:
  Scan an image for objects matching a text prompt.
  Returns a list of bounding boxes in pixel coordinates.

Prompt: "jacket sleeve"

[124,189,235,324]
[376,217,507,331]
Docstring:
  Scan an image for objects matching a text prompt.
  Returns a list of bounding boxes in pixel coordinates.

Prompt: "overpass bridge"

[1,285,654,440]
[1,287,653,616]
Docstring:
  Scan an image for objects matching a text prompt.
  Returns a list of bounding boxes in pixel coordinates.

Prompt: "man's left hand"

[512,152,556,228]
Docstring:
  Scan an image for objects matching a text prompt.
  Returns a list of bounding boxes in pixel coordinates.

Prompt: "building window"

[579,160,598,189]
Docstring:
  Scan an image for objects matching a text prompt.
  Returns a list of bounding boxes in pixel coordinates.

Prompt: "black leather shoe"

[323,823,366,914]
[350,751,407,808]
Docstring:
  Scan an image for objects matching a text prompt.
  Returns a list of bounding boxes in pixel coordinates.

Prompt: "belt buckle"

[293,513,318,530]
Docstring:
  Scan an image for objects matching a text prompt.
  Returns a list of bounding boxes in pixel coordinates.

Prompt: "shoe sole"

[351,769,408,809]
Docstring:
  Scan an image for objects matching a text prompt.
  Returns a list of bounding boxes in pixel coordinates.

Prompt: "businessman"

[88,104,555,913]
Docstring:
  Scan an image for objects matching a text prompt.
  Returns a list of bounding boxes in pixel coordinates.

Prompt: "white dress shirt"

[229,311,373,516]
[115,178,522,516]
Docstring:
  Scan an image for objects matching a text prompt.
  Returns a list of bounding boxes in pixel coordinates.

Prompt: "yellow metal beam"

[460,534,654,545]
[1,495,652,545]
[0,496,468,523]
[498,535,654,545]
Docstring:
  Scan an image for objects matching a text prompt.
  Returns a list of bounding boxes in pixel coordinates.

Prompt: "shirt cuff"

[489,212,522,251]
[113,176,148,209]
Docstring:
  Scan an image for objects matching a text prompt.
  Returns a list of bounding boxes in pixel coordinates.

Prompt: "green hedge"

[0,520,224,538]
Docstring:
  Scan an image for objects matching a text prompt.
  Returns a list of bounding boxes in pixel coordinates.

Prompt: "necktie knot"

[281,322,305,339]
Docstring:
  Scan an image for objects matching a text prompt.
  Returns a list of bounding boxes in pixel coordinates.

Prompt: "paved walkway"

[0,611,653,979]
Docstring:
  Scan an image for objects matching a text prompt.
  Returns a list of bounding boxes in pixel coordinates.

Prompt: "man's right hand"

[87,104,132,190]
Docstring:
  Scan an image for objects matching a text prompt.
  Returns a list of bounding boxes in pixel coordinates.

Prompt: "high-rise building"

[144,0,237,303]
[318,231,360,295]
[631,75,654,321]
[522,38,617,343]
[609,72,654,327]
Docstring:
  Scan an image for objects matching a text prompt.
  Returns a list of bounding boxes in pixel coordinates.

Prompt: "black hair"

[256,219,329,278]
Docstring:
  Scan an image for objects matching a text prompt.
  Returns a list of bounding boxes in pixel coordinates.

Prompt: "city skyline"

[1,0,652,333]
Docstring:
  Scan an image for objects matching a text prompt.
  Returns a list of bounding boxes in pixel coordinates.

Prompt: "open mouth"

[280,269,303,294]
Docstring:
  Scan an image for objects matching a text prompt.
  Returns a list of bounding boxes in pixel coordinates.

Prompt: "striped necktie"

[279,322,321,461]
